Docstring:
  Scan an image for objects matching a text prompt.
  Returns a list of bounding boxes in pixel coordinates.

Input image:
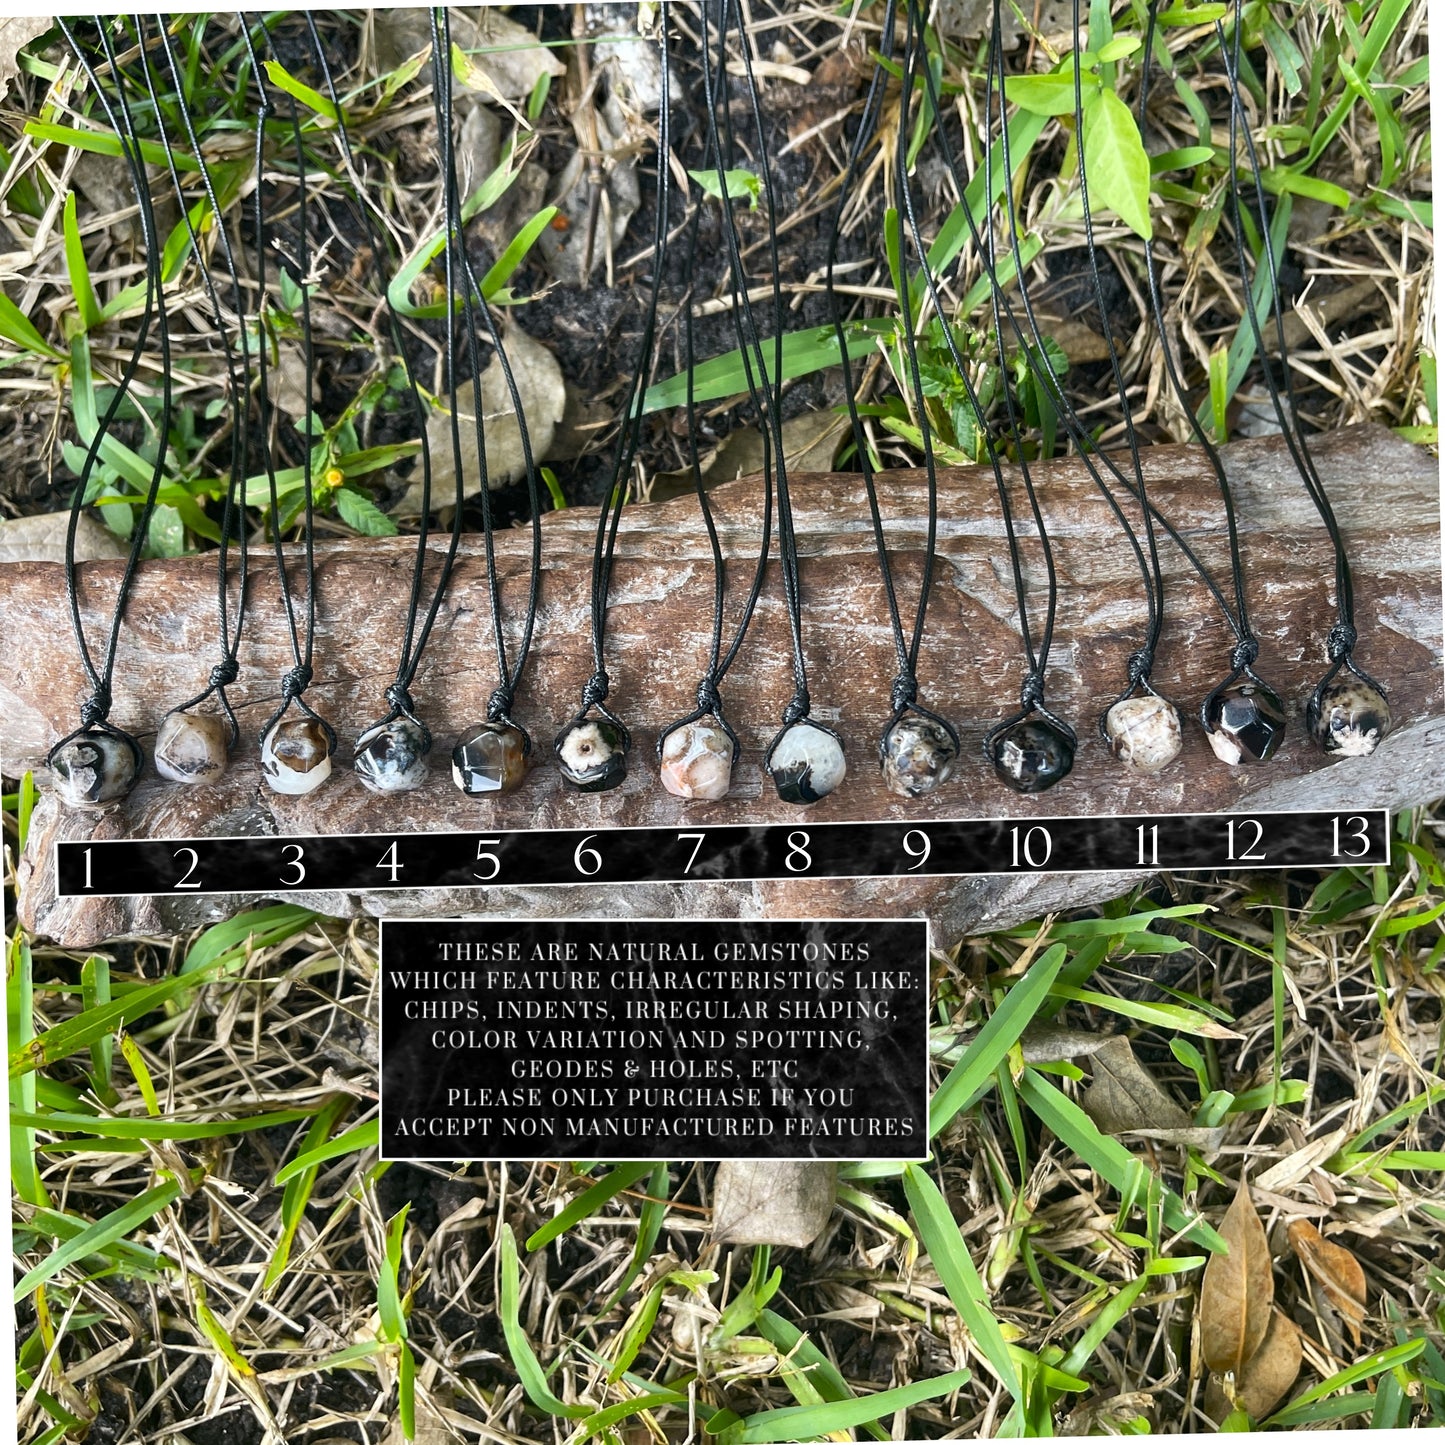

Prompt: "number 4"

[376,841,403,882]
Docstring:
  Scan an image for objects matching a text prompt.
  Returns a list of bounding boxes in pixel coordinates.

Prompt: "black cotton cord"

[560,3,673,753]
[50,18,176,776]
[1214,0,1382,712]
[145,15,250,747]
[248,21,334,751]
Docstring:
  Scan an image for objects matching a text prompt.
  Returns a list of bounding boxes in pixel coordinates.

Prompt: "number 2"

[1227,819,1266,862]
[173,847,201,890]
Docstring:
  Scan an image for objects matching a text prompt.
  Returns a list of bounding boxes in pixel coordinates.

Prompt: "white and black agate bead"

[354,718,429,794]
[556,718,627,792]
[660,722,733,801]
[1104,695,1183,775]
[453,721,529,795]
[51,731,139,808]
[1205,682,1286,765]
[990,717,1074,794]
[767,721,846,805]
[154,710,231,785]
[260,716,333,796]
[1309,678,1391,758]
[881,715,957,798]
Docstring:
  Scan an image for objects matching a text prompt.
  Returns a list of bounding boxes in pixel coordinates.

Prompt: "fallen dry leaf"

[1205,1308,1303,1422]
[0,511,127,565]
[712,1160,836,1247]
[1082,1035,1193,1134]
[0,17,47,99]
[1200,1178,1273,1380]
[1288,1218,1367,1344]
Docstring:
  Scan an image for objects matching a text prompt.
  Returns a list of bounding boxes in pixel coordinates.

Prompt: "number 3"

[279,843,306,886]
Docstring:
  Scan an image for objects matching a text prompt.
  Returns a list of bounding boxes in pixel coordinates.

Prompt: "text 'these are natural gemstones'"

[51,732,138,808]
[1310,677,1391,757]
[556,718,627,792]
[452,721,529,795]
[154,710,230,784]
[767,721,846,805]
[1205,682,1286,765]
[881,715,957,798]
[990,717,1075,794]
[354,717,429,794]
[660,721,733,801]
[260,716,333,796]
[1104,694,1183,775]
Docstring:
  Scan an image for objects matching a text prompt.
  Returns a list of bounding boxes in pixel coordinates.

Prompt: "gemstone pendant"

[260,715,333,796]
[1103,694,1183,775]
[990,717,1074,794]
[767,721,845,805]
[51,730,139,808]
[556,718,627,792]
[1309,678,1391,757]
[354,717,429,794]
[453,721,529,795]
[154,709,231,785]
[880,715,957,798]
[660,721,733,801]
[1205,682,1286,765]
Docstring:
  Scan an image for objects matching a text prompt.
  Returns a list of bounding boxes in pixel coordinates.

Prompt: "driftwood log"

[8,425,1443,948]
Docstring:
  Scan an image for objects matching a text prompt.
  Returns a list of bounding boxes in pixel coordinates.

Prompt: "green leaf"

[0,293,64,360]
[334,485,398,536]
[690,167,761,208]
[265,1098,355,1290]
[261,59,339,124]
[273,1116,378,1186]
[526,1162,655,1250]
[181,904,319,974]
[12,1107,317,1142]
[377,1205,409,1342]
[479,205,557,300]
[62,192,102,332]
[1081,87,1153,239]
[23,120,199,172]
[903,1164,1022,1399]
[1004,71,1090,116]
[498,1224,590,1417]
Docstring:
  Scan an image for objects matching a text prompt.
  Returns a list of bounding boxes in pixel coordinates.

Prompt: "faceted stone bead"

[660,722,733,801]
[767,721,846,805]
[51,732,138,808]
[260,716,333,795]
[990,717,1074,794]
[881,715,957,798]
[1104,694,1183,775]
[154,709,230,785]
[1205,682,1287,765]
[354,718,429,794]
[556,718,627,792]
[453,721,529,795]
[1310,678,1391,757]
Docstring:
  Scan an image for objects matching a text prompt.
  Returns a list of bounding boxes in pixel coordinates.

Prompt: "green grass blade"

[756,1310,889,1440]
[526,1161,655,1250]
[182,904,320,974]
[377,1205,409,1341]
[265,1096,355,1290]
[12,1107,317,1140]
[273,1115,377,1186]
[62,192,102,331]
[480,205,557,300]
[499,1223,590,1417]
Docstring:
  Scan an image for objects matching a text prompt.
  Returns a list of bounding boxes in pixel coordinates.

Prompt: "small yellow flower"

[324,467,344,487]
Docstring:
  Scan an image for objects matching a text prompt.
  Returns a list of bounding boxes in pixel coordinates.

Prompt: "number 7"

[678,832,706,874]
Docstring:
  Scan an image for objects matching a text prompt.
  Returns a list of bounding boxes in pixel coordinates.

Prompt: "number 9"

[903,830,931,871]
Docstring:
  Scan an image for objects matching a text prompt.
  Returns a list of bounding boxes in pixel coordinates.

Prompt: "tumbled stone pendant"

[990,717,1074,794]
[155,709,231,785]
[1309,677,1391,757]
[767,721,846,805]
[556,718,627,792]
[660,722,733,801]
[260,715,333,796]
[1104,694,1183,775]
[51,730,139,808]
[881,715,957,798]
[354,717,429,794]
[453,721,529,795]
[1205,681,1286,765]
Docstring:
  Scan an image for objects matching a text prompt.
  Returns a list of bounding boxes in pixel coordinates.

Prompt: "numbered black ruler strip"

[55,809,1389,897]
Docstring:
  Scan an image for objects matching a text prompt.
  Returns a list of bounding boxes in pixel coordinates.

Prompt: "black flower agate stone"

[989,717,1074,794]
[1205,682,1287,765]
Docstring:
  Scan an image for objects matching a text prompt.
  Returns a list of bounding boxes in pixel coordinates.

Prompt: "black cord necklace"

[248,22,337,796]
[1215,0,1390,758]
[1136,0,1287,766]
[827,0,960,800]
[654,185,773,802]
[144,15,250,787]
[47,18,173,809]
[554,4,673,794]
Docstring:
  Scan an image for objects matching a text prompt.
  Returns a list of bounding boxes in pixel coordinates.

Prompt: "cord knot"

[1326,621,1357,662]
[781,690,811,727]
[1230,637,1260,673]
[695,674,722,716]
[384,682,416,718]
[209,658,240,689]
[79,684,111,728]
[1126,649,1154,687]
[486,686,514,723]
[1019,670,1046,712]
[890,672,918,715]
[281,664,313,700]
[581,670,611,708]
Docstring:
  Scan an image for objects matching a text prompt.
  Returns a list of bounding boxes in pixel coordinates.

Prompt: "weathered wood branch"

[8,426,1443,947]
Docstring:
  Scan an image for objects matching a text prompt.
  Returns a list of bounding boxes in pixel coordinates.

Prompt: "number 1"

[1136,824,1158,867]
